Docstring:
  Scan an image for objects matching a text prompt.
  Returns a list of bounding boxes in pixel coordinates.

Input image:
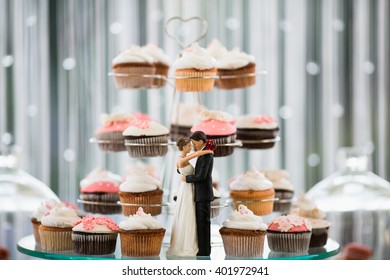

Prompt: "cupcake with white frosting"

[173,43,217,92]
[262,169,294,213]
[141,44,170,88]
[31,198,62,245]
[210,187,221,218]
[72,216,119,255]
[235,115,279,149]
[79,168,123,214]
[118,207,166,257]
[206,38,228,60]
[112,45,156,89]
[219,204,267,257]
[38,206,82,251]
[229,167,275,216]
[215,47,256,89]
[122,120,169,158]
[119,169,163,216]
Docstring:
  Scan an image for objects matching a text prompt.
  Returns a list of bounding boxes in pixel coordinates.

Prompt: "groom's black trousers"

[195,201,211,256]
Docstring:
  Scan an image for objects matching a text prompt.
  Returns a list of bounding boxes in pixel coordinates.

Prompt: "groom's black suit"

[185,152,214,256]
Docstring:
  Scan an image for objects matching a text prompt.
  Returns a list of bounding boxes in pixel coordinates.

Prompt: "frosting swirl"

[40,206,81,228]
[171,103,206,126]
[223,204,267,230]
[207,38,228,60]
[173,43,216,70]
[141,44,171,65]
[291,195,326,219]
[32,199,62,221]
[118,207,164,230]
[112,45,154,65]
[72,216,118,233]
[307,218,331,229]
[235,115,278,129]
[216,48,255,70]
[80,168,122,193]
[122,120,169,137]
[262,170,294,191]
[229,167,273,191]
[120,170,161,193]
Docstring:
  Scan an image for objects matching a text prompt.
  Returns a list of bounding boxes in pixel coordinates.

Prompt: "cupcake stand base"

[17,233,340,260]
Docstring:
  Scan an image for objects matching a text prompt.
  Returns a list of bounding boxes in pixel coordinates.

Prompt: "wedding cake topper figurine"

[166,132,215,257]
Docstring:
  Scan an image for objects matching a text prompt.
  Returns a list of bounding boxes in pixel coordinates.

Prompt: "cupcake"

[229,167,275,216]
[79,168,123,214]
[215,48,256,90]
[190,110,237,157]
[72,216,119,255]
[118,207,165,257]
[31,199,62,245]
[290,195,330,248]
[112,45,155,89]
[141,44,170,88]
[173,43,217,92]
[169,103,206,141]
[262,169,294,213]
[210,187,221,218]
[95,113,136,152]
[122,120,169,158]
[219,204,267,257]
[38,206,81,251]
[119,169,163,216]
[235,115,279,149]
[267,215,312,253]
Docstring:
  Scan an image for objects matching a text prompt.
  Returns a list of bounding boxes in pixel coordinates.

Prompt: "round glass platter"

[17,234,340,260]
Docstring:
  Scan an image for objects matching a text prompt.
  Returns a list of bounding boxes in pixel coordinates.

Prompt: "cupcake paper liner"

[230,190,275,216]
[215,63,256,90]
[72,232,118,255]
[112,64,155,89]
[119,228,166,257]
[39,227,73,251]
[267,231,312,253]
[209,134,236,157]
[219,227,266,257]
[96,131,126,152]
[210,198,221,218]
[309,227,329,248]
[153,63,169,88]
[236,128,279,149]
[31,218,41,245]
[169,124,191,141]
[79,193,122,215]
[273,190,294,213]
[124,135,168,158]
[119,189,163,216]
[175,68,217,92]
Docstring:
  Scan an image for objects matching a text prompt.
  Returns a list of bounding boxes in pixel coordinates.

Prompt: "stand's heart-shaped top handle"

[164,16,208,49]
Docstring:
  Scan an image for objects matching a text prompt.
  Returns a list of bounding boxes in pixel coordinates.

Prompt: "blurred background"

[1,0,389,259]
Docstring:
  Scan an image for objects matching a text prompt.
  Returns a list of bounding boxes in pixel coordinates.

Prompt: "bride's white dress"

[166,164,198,257]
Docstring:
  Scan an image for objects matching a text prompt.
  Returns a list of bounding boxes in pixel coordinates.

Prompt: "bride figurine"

[166,136,213,257]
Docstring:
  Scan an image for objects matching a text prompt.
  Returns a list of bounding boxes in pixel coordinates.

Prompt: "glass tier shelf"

[17,234,340,260]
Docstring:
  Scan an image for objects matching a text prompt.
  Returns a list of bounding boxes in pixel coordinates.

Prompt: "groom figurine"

[181,130,214,256]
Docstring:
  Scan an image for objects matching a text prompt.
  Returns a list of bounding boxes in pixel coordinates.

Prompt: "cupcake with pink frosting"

[219,204,267,257]
[119,168,163,216]
[173,43,217,92]
[235,114,279,149]
[190,109,237,157]
[79,168,123,214]
[229,167,275,216]
[72,216,119,255]
[118,207,166,257]
[267,215,312,253]
[122,120,169,158]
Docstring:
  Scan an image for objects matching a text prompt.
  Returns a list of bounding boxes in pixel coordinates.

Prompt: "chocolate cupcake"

[190,110,237,157]
[141,44,171,88]
[72,216,118,255]
[235,115,279,149]
[122,120,169,158]
[79,168,123,214]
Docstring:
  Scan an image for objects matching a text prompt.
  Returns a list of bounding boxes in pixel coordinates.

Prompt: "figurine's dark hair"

[189,131,207,143]
[176,136,190,151]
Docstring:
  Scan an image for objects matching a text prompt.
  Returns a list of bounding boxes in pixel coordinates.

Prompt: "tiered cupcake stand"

[17,17,339,260]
